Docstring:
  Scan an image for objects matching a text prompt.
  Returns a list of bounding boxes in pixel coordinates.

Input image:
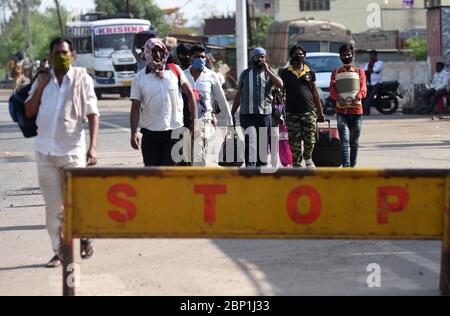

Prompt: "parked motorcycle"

[323,81,403,115]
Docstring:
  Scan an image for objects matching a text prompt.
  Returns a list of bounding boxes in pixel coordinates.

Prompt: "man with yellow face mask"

[25,38,100,268]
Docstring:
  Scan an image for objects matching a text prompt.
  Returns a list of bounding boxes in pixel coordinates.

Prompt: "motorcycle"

[323,81,403,115]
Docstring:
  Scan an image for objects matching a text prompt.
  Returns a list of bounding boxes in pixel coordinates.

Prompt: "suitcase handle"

[316,119,332,140]
[317,119,331,129]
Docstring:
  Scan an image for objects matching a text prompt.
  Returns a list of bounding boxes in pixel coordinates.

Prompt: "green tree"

[405,37,427,61]
[0,8,67,63]
[251,14,274,48]
[94,0,171,36]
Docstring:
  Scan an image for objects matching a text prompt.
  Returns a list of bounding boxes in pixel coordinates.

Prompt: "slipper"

[80,239,94,260]
[46,255,62,268]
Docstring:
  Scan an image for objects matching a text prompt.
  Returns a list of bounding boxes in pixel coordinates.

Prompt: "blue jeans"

[337,114,363,168]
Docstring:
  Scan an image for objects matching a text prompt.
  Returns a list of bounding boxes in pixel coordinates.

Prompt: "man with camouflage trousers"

[280,45,325,168]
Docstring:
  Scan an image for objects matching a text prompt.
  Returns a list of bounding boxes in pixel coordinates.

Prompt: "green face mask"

[52,53,72,72]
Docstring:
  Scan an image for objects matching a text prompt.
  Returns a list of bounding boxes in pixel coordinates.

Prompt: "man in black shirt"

[279,45,325,168]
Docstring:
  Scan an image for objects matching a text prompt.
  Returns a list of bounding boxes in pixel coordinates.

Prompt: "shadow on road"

[0,264,46,272]
[0,225,46,232]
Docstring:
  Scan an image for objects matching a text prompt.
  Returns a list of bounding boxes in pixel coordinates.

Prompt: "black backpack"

[8,80,38,138]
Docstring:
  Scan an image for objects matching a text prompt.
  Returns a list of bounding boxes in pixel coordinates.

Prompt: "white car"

[305,52,343,107]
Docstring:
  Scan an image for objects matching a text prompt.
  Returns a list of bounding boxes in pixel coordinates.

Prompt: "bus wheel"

[95,89,103,99]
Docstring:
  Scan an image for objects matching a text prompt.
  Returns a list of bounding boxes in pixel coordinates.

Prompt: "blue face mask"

[192,57,206,71]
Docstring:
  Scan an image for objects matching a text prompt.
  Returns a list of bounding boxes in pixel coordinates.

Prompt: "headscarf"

[144,38,169,79]
[251,47,266,59]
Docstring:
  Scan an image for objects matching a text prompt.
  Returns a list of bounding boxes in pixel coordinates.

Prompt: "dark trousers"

[141,128,177,167]
[363,83,381,115]
[240,114,272,167]
[422,88,448,112]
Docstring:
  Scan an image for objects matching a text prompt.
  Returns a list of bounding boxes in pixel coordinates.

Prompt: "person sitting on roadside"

[420,62,450,114]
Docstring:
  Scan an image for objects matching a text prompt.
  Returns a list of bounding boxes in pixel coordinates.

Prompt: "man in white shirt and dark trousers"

[25,38,99,268]
[130,38,197,166]
[363,50,384,115]
[421,62,450,114]
[184,45,233,166]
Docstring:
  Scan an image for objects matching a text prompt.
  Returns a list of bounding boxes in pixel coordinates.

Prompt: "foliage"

[405,37,427,61]
[0,8,68,65]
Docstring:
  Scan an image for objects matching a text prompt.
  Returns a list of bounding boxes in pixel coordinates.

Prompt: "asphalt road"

[1,89,449,296]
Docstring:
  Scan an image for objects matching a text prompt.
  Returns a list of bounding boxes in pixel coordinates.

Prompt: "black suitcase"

[312,120,341,167]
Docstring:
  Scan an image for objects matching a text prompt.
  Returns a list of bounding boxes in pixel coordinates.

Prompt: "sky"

[39,0,236,25]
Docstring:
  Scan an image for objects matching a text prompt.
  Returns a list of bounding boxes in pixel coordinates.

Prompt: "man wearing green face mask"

[25,37,100,268]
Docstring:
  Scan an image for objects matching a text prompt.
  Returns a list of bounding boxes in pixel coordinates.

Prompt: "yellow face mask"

[52,53,73,72]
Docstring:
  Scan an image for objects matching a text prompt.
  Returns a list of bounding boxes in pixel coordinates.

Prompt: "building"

[252,0,427,33]
[426,2,450,69]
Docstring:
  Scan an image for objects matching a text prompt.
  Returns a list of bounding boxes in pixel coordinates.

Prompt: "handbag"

[271,88,285,126]
[279,123,293,167]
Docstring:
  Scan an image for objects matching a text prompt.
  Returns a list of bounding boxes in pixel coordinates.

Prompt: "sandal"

[46,255,62,268]
[80,239,94,260]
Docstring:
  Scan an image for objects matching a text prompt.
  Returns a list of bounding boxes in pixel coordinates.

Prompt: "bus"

[265,18,355,68]
[66,13,152,98]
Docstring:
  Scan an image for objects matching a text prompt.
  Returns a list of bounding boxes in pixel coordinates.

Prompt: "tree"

[94,0,171,36]
[249,14,274,48]
[405,37,427,61]
[0,7,67,63]
[54,0,64,36]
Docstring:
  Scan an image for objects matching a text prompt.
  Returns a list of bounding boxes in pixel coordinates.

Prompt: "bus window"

[298,41,321,53]
[77,37,92,54]
[330,42,345,53]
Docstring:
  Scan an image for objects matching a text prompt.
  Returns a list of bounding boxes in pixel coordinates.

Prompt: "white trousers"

[35,152,85,256]
[192,120,216,166]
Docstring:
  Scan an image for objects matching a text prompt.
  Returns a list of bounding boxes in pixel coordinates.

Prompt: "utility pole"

[54,0,64,36]
[236,0,248,76]
[246,0,253,47]
[126,0,130,16]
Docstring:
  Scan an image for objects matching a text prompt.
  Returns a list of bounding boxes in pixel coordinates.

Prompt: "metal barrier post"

[440,176,450,295]
[63,172,76,297]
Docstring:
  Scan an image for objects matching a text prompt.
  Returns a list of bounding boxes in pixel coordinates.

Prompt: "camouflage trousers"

[286,112,317,167]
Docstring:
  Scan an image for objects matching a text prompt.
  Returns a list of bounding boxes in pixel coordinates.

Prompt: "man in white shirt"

[130,38,197,166]
[363,50,384,115]
[421,62,450,114]
[184,45,233,166]
[25,37,99,268]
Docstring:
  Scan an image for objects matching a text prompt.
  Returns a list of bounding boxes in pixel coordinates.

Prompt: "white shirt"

[130,65,188,131]
[184,67,233,126]
[364,60,384,86]
[26,67,99,157]
[431,70,450,90]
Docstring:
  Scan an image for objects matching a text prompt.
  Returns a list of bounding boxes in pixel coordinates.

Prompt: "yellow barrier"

[62,168,450,296]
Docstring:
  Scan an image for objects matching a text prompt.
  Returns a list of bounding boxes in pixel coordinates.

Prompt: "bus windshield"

[94,33,135,57]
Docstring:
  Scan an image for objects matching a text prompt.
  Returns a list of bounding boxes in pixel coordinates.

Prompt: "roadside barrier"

[62,168,450,296]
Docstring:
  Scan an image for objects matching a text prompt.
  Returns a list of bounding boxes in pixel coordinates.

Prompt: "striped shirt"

[238,68,274,115]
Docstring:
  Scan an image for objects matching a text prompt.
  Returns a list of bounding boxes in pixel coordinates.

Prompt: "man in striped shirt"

[231,47,283,167]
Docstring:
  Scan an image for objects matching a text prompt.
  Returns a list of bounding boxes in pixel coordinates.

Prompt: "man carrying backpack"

[130,38,197,166]
[24,37,99,268]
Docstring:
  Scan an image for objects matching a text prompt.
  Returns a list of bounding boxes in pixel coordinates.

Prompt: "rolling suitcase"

[312,119,341,167]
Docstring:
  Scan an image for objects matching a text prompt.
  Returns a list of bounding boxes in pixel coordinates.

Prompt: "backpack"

[167,63,192,128]
[8,79,38,138]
